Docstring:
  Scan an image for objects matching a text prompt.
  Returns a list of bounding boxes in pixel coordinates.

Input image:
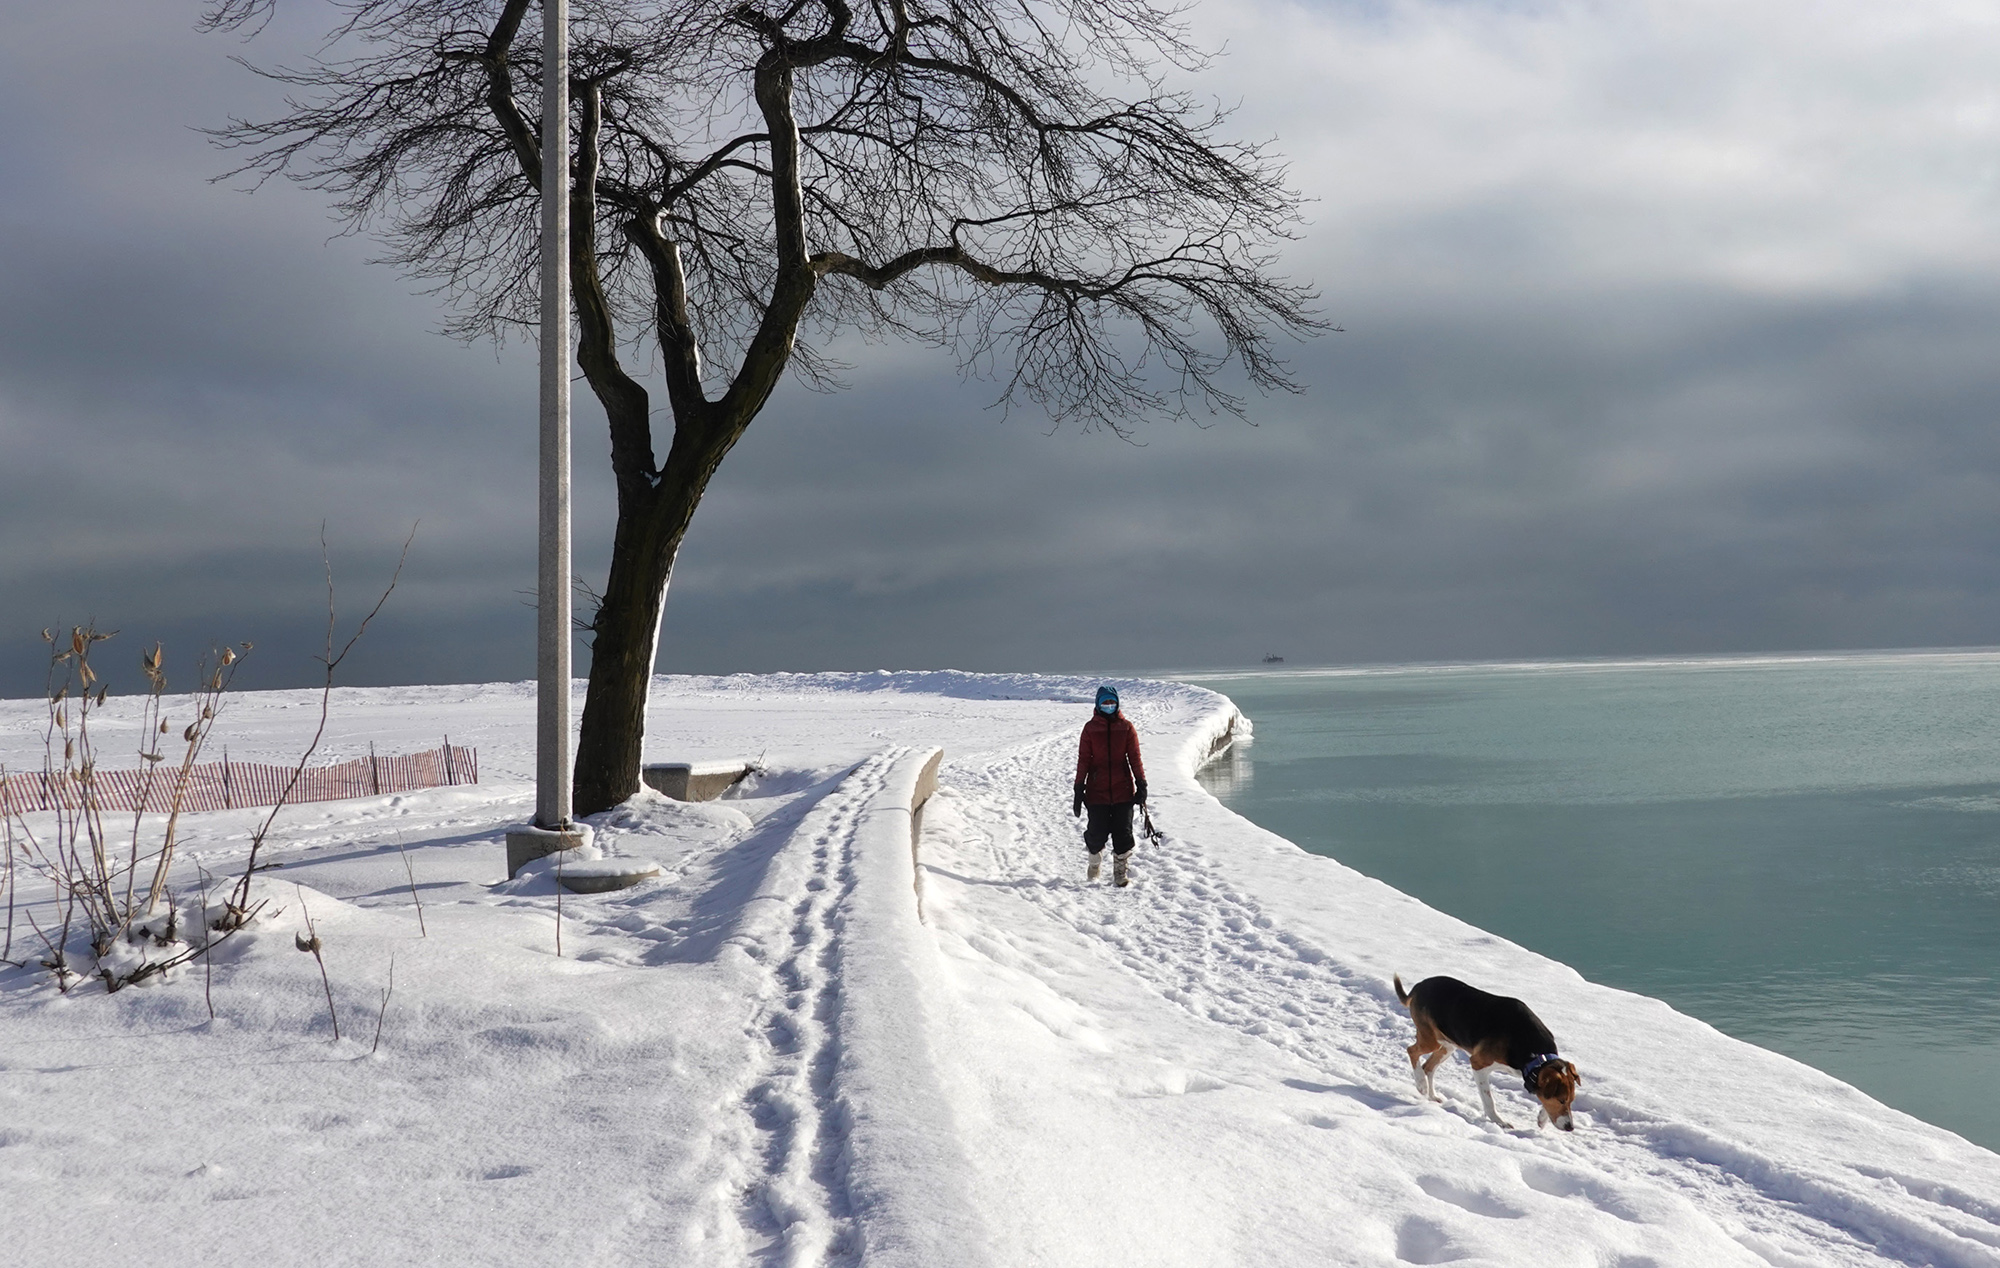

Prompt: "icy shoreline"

[2,672,1996,1266]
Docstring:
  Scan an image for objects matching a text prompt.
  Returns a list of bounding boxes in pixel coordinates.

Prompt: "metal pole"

[536,0,573,831]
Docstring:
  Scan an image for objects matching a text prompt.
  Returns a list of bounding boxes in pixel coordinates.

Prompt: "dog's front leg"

[1473,1066,1515,1129]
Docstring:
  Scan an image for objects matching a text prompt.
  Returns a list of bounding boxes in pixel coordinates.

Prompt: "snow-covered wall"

[834,746,994,1267]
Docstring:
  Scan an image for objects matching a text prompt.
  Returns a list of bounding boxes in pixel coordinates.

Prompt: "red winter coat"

[1075,711,1147,805]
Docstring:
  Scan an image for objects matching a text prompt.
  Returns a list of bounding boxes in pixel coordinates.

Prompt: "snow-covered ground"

[3,673,1997,1266]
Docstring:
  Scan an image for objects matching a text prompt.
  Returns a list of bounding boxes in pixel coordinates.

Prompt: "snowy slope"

[2,673,1997,1267]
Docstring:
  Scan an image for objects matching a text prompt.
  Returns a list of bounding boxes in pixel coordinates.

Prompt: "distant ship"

[1262,653,1284,664]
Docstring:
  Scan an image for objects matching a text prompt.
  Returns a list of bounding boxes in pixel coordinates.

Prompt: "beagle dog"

[1394,973,1581,1131]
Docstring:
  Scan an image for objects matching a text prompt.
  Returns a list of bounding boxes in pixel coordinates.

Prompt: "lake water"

[1181,654,2000,1153]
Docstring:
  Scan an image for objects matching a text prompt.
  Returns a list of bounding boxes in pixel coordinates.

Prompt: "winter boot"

[1113,853,1130,887]
[1087,853,1102,882]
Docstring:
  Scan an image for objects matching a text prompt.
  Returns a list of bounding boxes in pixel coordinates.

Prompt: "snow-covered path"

[3,672,1997,1266]
[920,684,2000,1265]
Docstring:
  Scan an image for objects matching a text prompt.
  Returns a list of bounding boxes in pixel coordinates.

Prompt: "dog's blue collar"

[1521,1053,1560,1094]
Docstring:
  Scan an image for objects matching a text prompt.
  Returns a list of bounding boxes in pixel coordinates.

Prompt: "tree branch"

[570,77,659,493]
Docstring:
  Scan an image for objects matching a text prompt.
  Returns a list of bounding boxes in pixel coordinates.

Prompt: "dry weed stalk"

[294,885,339,1041]
[371,953,395,1055]
[220,528,413,932]
[197,862,217,1020]
[393,834,426,937]
[23,900,76,991]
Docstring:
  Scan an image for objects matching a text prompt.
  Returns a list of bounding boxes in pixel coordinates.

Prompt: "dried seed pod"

[54,706,65,730]
[64,739,73,761]
[221,647,236,666]
[70,629,85,657]
[183,723,199,742]
[294,932,322,954]
[95,686,108,706]
[160,720,171,734]
[201,706,213,719]
[40,628,52,643]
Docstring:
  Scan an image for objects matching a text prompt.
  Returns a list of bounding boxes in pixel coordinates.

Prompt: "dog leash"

[1140,805,1164,846]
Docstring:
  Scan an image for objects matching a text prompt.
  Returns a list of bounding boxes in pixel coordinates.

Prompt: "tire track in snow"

[943,731,2000,1268]
[730,751,892,1268]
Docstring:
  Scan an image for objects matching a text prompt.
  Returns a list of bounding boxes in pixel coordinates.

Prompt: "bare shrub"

[2,529,414,996]
[2,626,246,991]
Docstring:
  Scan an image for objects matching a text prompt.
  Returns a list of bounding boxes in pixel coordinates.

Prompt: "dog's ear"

[1537,1062,1582,1098]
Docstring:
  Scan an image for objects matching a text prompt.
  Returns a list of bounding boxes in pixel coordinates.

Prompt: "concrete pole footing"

[506,821,594,879]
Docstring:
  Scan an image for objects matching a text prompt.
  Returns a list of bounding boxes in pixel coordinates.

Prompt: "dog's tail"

[1393,974,1411,1006]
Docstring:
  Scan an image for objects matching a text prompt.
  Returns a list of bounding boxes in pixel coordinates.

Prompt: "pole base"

[506,821,594,879]
[556,861,662,894]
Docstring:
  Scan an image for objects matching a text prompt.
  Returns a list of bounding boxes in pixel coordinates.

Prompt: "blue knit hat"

[1095,685,1120,709]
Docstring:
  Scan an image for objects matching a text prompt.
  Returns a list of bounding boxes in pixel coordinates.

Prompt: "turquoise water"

[1183,654,2000,1153]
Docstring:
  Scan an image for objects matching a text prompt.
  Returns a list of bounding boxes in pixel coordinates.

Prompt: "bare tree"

[204,0,1323,814]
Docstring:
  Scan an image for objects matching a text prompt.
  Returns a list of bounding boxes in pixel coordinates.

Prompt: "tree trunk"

[572,512,676,814]
[572,436,737,814]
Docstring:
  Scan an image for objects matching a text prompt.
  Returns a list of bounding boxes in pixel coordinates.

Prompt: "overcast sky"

[5,1,2000,697]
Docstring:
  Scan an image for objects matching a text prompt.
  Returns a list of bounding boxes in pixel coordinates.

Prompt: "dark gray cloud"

[6,1,2000,699]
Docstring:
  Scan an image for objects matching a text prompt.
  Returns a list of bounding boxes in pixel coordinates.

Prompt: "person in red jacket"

[1073,685,1149,886]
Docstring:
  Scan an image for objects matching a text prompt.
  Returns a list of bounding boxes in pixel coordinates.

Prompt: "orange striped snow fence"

[0,742,477,815]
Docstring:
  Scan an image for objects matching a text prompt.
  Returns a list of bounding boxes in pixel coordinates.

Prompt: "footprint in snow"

[1415,1174,1530,1221]
[1393,1216,1460,1264]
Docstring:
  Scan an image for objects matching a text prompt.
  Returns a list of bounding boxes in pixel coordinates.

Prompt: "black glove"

[1134,779,1148,805]
[1072,786,1085,817]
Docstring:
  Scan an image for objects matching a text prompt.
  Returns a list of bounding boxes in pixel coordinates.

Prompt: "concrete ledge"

[555,859,662,894]
[642,761,753,801]
[505,821,595,879]
[910,747,943,850]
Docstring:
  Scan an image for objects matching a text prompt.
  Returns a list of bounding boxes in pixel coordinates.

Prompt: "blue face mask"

[1098,700,1117,715]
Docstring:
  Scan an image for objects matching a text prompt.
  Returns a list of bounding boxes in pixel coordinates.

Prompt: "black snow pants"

[1084,803,1136,856]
